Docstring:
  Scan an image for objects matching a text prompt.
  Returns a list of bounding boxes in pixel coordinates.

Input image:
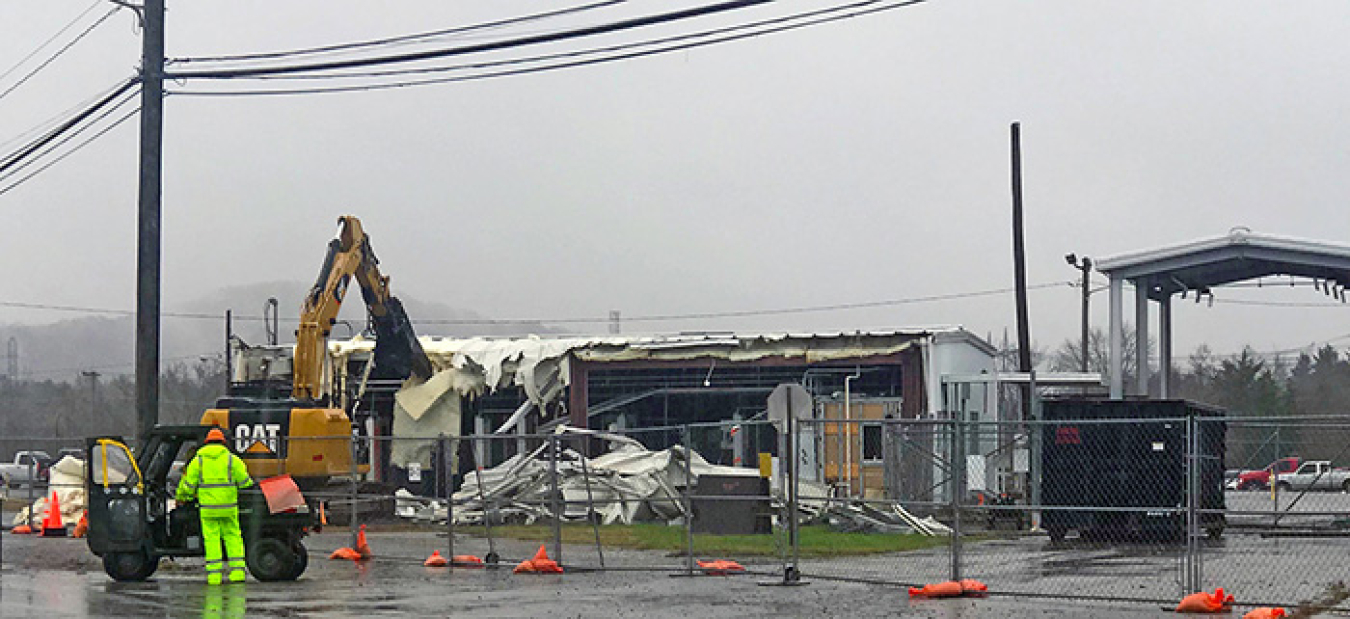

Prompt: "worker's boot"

[228,569,246,583]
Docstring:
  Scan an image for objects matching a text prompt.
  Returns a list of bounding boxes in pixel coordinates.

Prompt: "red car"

[1236,457,1301,490]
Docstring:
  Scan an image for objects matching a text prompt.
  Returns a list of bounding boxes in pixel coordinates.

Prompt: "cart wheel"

[284,541,309,580]
[103,550,159,582]
[247,537,298,582]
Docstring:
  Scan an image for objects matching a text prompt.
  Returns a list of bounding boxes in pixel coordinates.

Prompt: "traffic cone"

[424,551,449,567]
[319,502,328,526]
[40,492,67,537]
[72,511,89,538]
[329,547,361,561]
[10,524,33,535]
[355,524,373,560]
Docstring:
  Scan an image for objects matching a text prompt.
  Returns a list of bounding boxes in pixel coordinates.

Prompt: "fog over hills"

[0,281,555,382]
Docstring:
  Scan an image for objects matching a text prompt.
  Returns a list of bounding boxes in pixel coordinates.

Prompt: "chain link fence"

[5,406,1350,612]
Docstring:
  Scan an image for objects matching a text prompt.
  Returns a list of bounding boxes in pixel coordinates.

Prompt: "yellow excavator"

[202,216,432,485]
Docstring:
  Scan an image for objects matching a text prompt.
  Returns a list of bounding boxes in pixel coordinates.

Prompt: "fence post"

[26,459,34,530]
[440,434,453,561]
[349,430,360,548]
[950,416,965,581]
[576,435,605,568]
[683,424,694,576]
[469,435,498,564]
[549,433,562,565]
[1184,412,1202,595]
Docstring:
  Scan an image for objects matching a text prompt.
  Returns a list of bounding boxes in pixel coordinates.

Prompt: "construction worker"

[176,427,254,584]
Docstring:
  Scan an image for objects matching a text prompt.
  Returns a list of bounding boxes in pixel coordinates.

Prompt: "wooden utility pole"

[135,0,165,445]
[1010,122,1032,419]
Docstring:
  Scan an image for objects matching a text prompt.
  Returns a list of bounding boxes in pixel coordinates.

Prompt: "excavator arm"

[292,216,432,401]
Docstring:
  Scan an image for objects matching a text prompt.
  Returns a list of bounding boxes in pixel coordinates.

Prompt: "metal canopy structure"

[1095,227,1350,399]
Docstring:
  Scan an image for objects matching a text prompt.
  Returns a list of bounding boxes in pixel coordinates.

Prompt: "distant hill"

[0,281,556,382]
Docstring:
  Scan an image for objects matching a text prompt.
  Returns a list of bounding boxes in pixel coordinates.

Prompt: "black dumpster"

[1040,399,1225,543]
[690,475,772,535]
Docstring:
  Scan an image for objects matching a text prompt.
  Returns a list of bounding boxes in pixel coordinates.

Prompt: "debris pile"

[9,456,85,529]
[448,428,757,526]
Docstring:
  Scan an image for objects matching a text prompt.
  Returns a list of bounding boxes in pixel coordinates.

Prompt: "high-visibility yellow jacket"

[176,444,254,518]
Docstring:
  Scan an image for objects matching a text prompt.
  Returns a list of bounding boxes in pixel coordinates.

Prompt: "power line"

[165,0,771,81]
[170,0,627,66]
[0,80,131,153]
[0,81,140,184]
[0,0,105,83]
[0,6,121,102]
[170,0,931,97]
[0,77,139,175]
[228,0,926,85]
[0,102,140,197]
[0,281,1067,326]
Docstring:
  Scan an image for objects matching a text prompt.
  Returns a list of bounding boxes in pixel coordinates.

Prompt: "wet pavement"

[0,530,1219,618]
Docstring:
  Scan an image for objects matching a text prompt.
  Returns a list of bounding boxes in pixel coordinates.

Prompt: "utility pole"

[135,0,166,446]
[1065,254,1092,372]
[1010,122,1033,420]
[82,370,101,422]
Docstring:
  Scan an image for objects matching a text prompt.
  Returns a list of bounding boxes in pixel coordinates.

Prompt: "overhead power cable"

[171,0,627,66]
[170,0,930,97]
[0,77,138,176]
[224,0,927,85]
[0,6,121,102]
[0,82,140,183]
[0,80,132,153]
[0,280,1065,326]
[165,0,772,81]
[0,102,140,197]
[0,0,105,83]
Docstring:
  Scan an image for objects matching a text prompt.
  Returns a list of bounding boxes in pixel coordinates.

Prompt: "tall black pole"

[1010,122,1032,420]
[1079,258,1091,372]
[135,0,165,445]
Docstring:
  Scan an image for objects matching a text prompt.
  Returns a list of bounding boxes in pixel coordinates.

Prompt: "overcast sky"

[3,0,1350,364]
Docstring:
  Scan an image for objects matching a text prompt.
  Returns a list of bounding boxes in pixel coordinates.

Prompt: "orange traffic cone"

[40,492,67,537]
[10,524,33,535]
[72,511,89,538]
[355,524,373,560]
[319,502,328,526]
[424,551,449,567]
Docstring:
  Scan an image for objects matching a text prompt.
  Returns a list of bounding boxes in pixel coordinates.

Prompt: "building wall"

[819,400,899,498]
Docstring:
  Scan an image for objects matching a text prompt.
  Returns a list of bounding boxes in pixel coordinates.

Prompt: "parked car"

[1274,460,1350,492]
[1236,457,1301,490]
[0,451,52,487]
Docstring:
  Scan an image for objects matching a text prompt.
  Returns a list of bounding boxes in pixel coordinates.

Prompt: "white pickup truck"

[0,451,51,488]
[1274,460,1350,492]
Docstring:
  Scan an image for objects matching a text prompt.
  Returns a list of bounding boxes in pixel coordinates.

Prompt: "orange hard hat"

[205,427,227,444]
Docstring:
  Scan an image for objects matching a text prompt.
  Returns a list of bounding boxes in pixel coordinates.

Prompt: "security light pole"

[1066,254,1092,372]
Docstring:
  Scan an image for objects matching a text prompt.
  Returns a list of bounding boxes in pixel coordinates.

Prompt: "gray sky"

[3,0,1350,364]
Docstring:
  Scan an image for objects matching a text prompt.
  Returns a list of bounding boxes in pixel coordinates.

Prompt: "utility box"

[690,475,771,535]
[1040,398,1226,543]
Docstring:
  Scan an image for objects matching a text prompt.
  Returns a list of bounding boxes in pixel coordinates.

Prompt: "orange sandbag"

[1175,588,1234,613]
[452,555,485,568]
[329,547,362,561]
[697,560,746,575]
[908,581,964,598]
[424,551,449,567]
[258,474,305,514]
[10,524,34,535]
[959,579,988,594]
[1243,609,1285,619]
[514,545,563,574]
